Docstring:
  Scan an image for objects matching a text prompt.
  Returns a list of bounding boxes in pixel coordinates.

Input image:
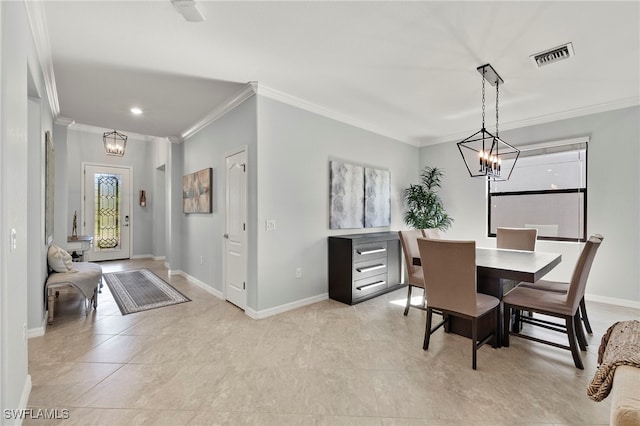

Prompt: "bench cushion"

[610,365,640,426]
[46,262,102,300]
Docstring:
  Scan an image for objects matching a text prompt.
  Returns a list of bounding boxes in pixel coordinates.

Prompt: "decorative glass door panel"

[83,164,131,261]
[95,173,121,249]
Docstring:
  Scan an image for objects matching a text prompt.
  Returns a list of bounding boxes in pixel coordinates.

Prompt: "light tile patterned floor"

[26,258,640,425]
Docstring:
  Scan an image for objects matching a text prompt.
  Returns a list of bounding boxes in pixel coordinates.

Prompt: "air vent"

[530,43,574,67]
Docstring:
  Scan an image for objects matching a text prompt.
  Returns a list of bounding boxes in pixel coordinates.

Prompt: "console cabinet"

[328,232,403,305]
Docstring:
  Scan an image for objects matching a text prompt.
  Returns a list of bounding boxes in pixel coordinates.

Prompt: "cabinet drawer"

[353,260,387,281]
[352,273,388,300]
[353,241,388,263]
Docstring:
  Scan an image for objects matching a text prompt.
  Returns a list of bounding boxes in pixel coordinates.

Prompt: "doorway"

[224,147,247,309]
[83,164,132,261]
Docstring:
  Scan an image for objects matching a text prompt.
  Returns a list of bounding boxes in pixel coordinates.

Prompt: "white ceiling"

[39,1,639,145]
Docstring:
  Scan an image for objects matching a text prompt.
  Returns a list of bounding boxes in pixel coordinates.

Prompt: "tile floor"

[26,258,640,425]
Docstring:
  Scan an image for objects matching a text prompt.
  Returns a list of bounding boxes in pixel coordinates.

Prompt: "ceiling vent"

[530,42,574,67]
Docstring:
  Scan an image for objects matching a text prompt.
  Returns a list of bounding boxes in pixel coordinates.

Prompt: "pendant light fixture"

[457,64,519,181]
[103,130,127,157]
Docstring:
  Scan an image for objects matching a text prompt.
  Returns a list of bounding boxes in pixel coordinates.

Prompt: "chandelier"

[103,130,127,157]
[457,64,519,181]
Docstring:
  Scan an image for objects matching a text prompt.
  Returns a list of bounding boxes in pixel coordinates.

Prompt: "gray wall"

[65,129,157,257]
[1,0,55,418]
[254,96,419,311]
[179,96,258,303]
[420,106,640,305]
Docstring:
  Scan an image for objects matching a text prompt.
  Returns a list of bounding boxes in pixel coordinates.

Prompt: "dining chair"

[502,235,603,369]
[422,228,442,239]
[496,227,537,251]
[418,237,500,370]
[516,234,603,334]
[398,230,427,316]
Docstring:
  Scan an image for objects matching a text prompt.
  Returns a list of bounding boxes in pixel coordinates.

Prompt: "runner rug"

[103,269,190,315]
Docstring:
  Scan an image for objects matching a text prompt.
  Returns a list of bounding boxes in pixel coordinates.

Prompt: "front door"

[224,148,247,309]
[83,164,131,261]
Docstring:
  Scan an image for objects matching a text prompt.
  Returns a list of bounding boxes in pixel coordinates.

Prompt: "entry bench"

[46,245,102,325]
[587,320,640,426]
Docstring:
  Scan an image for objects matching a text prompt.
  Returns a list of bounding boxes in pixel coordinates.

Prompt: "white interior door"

[83,164,131,261]
[224,148,247,309]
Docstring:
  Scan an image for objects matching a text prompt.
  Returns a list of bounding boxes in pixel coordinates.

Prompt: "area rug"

[103,269,190,315]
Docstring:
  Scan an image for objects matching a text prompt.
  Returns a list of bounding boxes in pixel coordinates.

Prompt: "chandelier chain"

[481,71,486,129]
[496,79,500,137]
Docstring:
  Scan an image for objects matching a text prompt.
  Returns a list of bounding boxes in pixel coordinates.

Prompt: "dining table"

[413,247,562,346]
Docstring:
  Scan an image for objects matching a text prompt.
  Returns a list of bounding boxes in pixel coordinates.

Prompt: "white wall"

[255,96,420,312]
[420,106,640,306]
[65,129,157,257]
[179,97,258,302]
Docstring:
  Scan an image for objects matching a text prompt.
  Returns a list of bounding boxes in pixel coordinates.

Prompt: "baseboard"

[167,269,181,276]
[153,255,166,261]
[178,271,223,299]
[131,254,153,260]
[14,375,32,425]
[585,293,640,309]
[27,314,48,338]
[164,261,170,269]
[245,293,328,320]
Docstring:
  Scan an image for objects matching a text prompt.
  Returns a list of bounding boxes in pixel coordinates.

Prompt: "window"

[488,137,588,242]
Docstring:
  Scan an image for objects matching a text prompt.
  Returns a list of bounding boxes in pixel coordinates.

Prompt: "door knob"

[223,234,229,239]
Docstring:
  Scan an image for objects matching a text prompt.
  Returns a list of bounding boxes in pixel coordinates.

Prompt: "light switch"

[265,220,276,231]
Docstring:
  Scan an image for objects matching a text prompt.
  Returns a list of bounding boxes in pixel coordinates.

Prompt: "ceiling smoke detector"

[530,42,574,67]
[171,0,205,22]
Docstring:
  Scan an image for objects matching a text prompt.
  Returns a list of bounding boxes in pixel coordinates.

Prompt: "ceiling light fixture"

[171,0,206,22]
[103,130,127,157]
[130,107,142,115]
[457,64,520,181]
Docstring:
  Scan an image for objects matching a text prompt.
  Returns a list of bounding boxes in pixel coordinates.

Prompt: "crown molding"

[54,116,75,127]
[254,84,414,146]
[180,82,258,142]
[24,0,60,119]
[68,122,166,143]
[421,96,640,147]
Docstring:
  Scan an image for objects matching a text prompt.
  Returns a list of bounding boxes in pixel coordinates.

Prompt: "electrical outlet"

[200,256,204,265]
[266,219,276,231]
[296,267,302,278]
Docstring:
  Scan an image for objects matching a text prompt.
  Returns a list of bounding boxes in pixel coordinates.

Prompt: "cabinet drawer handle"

[357,248,386,255]
[356,280,386,291]
[356,264,385,273]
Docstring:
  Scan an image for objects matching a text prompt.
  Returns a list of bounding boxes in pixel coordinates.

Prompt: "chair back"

[496,227,537,251]
[418,238,477,316]
[398,230,425,286]
[422,228,442,239]
[566,235,603,312]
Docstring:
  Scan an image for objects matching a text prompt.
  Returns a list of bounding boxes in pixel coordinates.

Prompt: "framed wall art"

[45,130,55,244]
[183,167,212,213]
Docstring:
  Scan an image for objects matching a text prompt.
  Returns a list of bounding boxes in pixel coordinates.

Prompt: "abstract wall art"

[364,167,391,227]
[329,161,364,229]
[183,167,212,213]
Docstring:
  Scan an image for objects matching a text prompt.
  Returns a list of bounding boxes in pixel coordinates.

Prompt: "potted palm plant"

[403,166,453,231]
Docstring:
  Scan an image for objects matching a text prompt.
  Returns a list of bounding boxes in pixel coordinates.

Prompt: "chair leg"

[502,304,511,347]
[404,285,413,316]
[492,306,499,349]
[471,317,478,370]
[566,316,584,370]
[423,307,433,350]
[574,312,587,350]
[580,297,593,334]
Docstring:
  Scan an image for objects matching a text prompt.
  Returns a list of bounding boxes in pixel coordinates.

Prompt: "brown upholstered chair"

[422,228,442,239]
[502,235,603,369]
[517,234,603,334]
[496,227,537,251]
[398,230,427,315]
[418,238,499,370]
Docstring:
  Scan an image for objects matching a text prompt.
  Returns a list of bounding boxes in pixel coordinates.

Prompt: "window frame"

[487,137,589,243]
